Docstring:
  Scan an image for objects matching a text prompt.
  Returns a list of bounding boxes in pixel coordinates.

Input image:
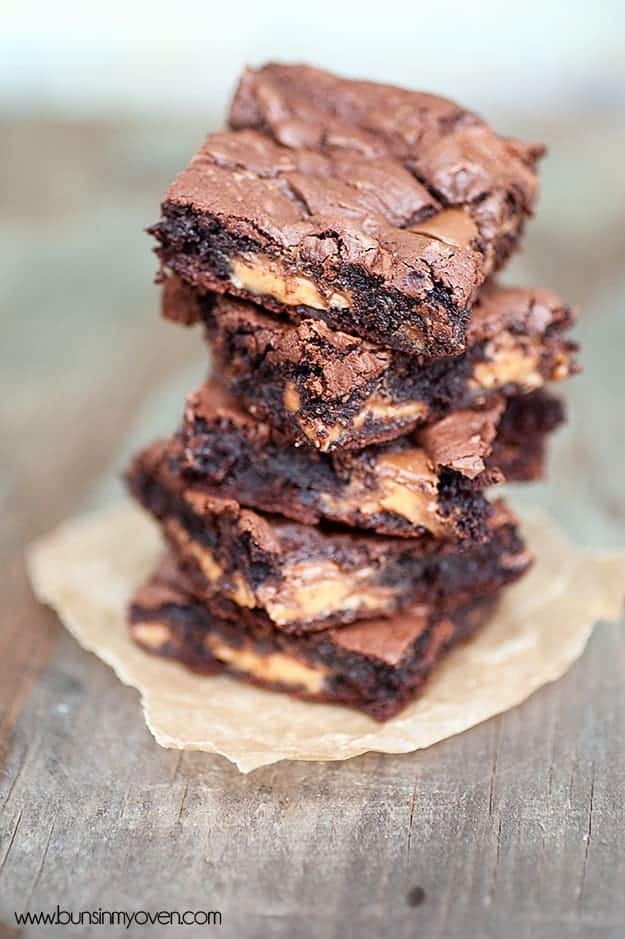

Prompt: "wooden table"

[1,115,624,939]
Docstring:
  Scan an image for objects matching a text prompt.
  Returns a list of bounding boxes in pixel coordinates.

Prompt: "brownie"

[180,380,558,540]
[129,555,499,720]
[149,64,544,357]
[165,279,578,452]
[126,440,531,633]
[489,389,565,481]
[420,387,565,484]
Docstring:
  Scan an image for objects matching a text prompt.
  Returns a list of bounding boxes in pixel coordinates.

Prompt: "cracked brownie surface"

[150,64,544,357]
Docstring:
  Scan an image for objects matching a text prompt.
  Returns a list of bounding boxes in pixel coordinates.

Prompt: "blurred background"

[2,0,625,563]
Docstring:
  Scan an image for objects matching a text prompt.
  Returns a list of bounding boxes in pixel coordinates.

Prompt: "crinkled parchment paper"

[27,501,625,773]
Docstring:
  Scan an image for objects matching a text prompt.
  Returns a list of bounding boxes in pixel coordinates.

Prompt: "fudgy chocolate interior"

[126,442,530,632]
[152,206,467,358]
[130,559,498,720]
[183,395,494,540]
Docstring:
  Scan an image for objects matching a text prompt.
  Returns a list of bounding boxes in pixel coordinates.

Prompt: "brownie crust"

[150,64,544,358]
[130,555,499,720]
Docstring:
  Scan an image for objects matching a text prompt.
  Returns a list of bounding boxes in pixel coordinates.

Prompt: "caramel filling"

[283,381,301,413]
[166,520,256,608]
[204,637,326,693]
[291,395,429,451]
[320,449,445,534]
[131,621,173,650]
[473,333,544,390]
[230,256,350,311]
[259,560,397,626]
[410,207,479,249]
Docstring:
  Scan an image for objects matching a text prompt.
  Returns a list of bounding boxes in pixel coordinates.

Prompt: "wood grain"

[1,116,624,939]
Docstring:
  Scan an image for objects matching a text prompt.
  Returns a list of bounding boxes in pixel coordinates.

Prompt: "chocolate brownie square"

[165,280,577,452]
[129,555,499,721]
[149,64,544,357]
[126,441,531,633]
[181,379,504,541]
[180,380,561,540]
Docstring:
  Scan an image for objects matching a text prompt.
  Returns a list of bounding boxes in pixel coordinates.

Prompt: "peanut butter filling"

[167,518,398,624]
[410,207,479,249]
[320,449,446,534]
[290,394,430,451]
[550,349,575,381]
[230,574,257,609]
[131,621,174,650]
[204,636,326,693]
[294,416,344,450]
[472,333,544,391]
[259,560,398,626]
[230,256,350,311]
[400,323,425,348]
[283,381,301,413]
[372,450,444,532]
[166,520,256,608]
[352,397,430,428]
[283,331,571,451]
[194,548,222,583]
[132,621,326,693]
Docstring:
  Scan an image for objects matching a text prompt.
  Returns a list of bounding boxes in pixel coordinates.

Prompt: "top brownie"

[149,64,543,357]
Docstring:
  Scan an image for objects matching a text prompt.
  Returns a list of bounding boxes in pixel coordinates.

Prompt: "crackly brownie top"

[160,64,543,307]
[230,65,542,224]
[417,399,505,479]
[466,284,574,343]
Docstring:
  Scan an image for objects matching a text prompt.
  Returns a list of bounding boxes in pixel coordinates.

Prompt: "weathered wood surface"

[1,116,625,939]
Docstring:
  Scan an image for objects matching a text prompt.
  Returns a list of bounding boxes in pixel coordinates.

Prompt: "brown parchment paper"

[27,501,625,773]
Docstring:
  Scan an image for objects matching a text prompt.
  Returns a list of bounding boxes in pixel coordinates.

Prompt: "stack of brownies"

[126,64,579,720]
